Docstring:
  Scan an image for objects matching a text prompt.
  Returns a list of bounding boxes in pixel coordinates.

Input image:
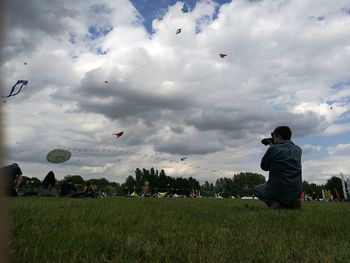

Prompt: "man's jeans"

[253,183,276,207]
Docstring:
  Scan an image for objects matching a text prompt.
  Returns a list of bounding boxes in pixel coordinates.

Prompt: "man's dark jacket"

[260,140,302,204]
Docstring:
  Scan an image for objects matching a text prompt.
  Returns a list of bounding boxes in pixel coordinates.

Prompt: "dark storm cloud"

[273,111,328,138]
[70,70,196,120]
[154,139,225,155]
[5,0,76,33]
[185,108,270,133]
[2,0,78,60]
[185,105,327,139]
[170,126,185,134]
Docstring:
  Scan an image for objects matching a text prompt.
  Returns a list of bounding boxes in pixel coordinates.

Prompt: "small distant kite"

[180,157,187,161]
[3,80,28,98]
[219,54,227,58]
[46,149,72,164]
[113,131,124,139]
[104,81,109,83]
[330,106,333,110]
[181,3,189,13]
[176,28,182,35]
[24,62,27,65]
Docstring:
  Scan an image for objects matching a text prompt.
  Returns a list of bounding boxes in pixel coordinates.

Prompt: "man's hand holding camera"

[261,132,275,146]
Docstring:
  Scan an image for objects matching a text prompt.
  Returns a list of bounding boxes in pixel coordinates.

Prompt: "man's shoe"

[284,199,301,210]
[291,199,301,210]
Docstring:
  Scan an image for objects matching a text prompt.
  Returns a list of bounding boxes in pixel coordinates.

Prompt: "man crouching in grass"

[254,126,302,209]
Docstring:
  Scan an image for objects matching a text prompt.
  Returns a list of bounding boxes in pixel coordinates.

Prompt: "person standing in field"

[141,181,151,198]
[83,181,97,198]
[1,163,23,196]
[42,171,57,196]
[254,126,302,209]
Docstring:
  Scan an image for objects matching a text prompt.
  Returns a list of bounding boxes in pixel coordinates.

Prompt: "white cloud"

[2,0,350,184]
[323,123,350,136]
[81,163,114,173]
[327,144,350,155]
[303,156,350,184]
[302,144,322,154]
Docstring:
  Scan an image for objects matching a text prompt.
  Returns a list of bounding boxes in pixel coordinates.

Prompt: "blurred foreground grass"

[7,197,350,263]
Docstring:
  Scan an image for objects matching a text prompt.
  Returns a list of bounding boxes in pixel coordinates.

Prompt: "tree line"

[19,168,346,198]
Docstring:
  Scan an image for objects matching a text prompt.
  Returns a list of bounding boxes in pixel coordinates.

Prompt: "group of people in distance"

[1,164,98,198]
[1,125,303,209]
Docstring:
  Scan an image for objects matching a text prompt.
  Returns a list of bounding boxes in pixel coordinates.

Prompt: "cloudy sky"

[1,0,350,184]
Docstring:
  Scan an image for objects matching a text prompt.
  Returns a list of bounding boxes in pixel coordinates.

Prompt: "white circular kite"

[46,149,72,164]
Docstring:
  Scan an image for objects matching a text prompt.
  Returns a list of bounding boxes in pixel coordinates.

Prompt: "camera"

[261,132,275,146]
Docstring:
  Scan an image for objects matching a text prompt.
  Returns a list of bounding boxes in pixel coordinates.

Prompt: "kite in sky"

[176,28,182,35]
[3,80,28,98]
[104,81,109,83]
[24,62,27,65]
[181,3,189,13]
[219,54,227,58]
[180,157,187,161]
[113,131,124,139]
[46,149,72,164]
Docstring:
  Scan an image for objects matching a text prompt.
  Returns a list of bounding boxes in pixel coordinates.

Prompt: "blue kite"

[181,4,189,13]
[4,80,29,98]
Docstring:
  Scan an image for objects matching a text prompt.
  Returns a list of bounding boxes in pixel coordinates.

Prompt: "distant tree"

[302,181,311,195]
[89,178,110,192]
[64,175,85,187]
[224,177,235,197]
[19,176,41,192]
[110,182,123,195]
[188,176,200,190]
[325,176,344,199]
[30,177,41,188]
[142,169,150,179]
[215,178,226,195]
[135,168,142,180]
[232,172,266,197]
[135,168,143,190]
[201,181,215,197]
[148,167,159,190]
[104,185,116,195]
[172,177,193,195]
[215,177,234,197]
[309,183,324,199]
[19,176,38,187]
[125,175,136,193]
[141,169,150,188]
[150,167,156,178]
[158,169,168,191]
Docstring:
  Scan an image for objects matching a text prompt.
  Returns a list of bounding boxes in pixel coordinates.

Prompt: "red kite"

[113,131,124,138]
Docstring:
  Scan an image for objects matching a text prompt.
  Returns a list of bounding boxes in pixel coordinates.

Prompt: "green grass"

[7,197,350,263]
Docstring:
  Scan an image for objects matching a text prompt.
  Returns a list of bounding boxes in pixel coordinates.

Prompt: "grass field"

[7,197,350,263]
